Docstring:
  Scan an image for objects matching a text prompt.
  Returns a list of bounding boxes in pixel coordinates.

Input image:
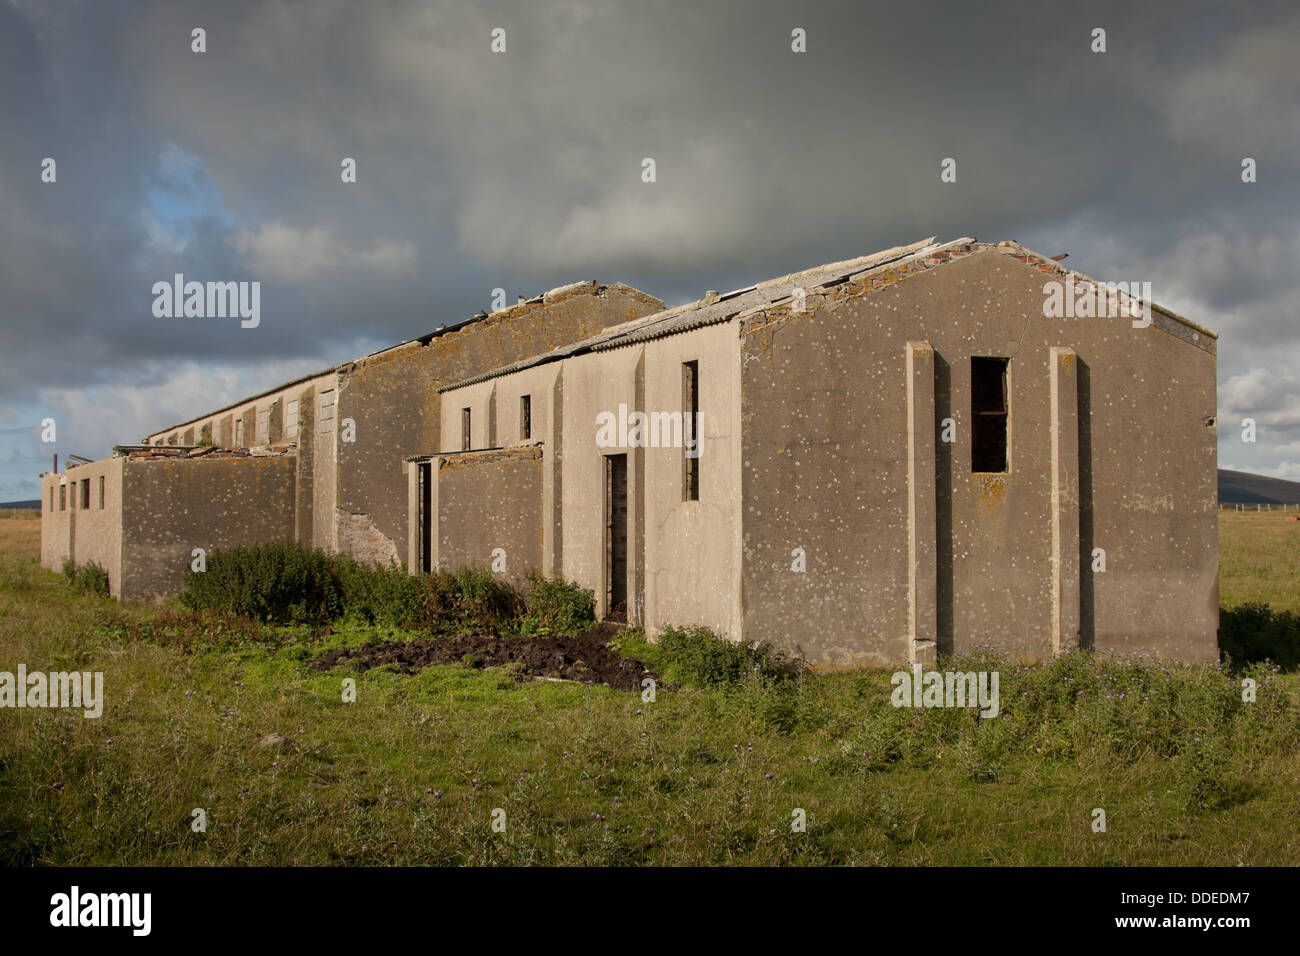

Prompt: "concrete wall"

[739,248,1218,667]
[555,346,644,621]
[434,446,543,583]
[135,283,661,570]
[336,282,662,567]
[487,364,563,573]
[119,455,297,598]
[39,471,70,571]
[147,376,321,451]
[40,458,125,596]
[309,374,340,553]
[638,323,744,638]
[436,320,745,634]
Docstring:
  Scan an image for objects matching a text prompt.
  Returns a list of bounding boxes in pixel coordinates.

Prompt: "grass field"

[1218,510,1300,612]
[1,510,1298,865]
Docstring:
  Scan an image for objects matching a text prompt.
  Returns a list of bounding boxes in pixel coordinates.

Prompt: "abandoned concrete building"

[41,281,663,596]
[42,237,1220,667]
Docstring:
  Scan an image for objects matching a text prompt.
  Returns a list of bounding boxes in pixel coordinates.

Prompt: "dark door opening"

[605,454,628,621]
[417,461,432,573]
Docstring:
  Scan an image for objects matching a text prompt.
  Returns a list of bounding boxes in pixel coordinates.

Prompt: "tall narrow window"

[520,395,532,441]
[317,390,334,436]
[81,478,90,510]
[99,475,105,509]
[59,485,66,511]
[971,357,1009,473]
[682,360,700,501]
[461,408,472,451]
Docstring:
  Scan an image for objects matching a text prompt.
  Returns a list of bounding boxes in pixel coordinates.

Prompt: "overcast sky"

[2,0,1298,500]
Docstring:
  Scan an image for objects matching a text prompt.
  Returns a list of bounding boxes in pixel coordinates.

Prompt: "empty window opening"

[80,478,90,510]
[317,390,335,436]
[99,476,105,509]
[461,408,472,451]
[971,357,1009,473]
[682,360,700,501]
[520,395,532,441]
[59,485,66,511]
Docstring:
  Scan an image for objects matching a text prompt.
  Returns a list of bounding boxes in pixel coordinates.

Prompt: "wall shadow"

[1077,357,1095,650]
[934,353,954,656]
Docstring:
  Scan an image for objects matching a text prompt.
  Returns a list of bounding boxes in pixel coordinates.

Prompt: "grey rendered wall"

[739,249,1217,667]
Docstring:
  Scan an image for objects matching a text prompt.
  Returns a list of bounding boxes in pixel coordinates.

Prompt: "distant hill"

[1219,469,1300,505]
[0,499,40,510]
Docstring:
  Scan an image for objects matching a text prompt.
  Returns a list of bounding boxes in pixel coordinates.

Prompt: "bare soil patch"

[308,621,655,691]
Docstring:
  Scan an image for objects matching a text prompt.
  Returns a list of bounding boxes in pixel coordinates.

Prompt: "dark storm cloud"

[1,0,1298,488]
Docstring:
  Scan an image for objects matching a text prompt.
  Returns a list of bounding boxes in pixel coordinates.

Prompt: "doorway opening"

[604,454,628,621]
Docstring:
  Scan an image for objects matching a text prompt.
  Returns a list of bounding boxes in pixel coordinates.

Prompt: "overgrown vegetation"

[178,539,593,636]
[0,510,1298,865]
[517,574,596,635]
[60,558,109,597]
[178,541,343,624]
[613,624,798,687]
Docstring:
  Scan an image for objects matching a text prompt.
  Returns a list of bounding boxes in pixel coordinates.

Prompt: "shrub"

[655,625,797,687]
[334,558,427,628]
[1219,602,1300,671]
[518,574,595,635]
[414,566,523,634]
[445,565,523,632]
[178,540,342,624]
[176,542,535,633]
[61,559,109,597]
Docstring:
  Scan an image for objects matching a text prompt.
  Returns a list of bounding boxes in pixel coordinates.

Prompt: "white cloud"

[230,221,417,283]
[35,357,328,458]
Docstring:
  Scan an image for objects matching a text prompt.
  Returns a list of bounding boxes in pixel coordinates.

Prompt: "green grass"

[1,516,1299,865]
[1218,511,1300,613]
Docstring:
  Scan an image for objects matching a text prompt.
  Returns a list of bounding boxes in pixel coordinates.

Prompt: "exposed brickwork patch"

[336,509,400,566]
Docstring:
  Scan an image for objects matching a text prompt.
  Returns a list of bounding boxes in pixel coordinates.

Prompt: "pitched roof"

[439,235,1217,393]
[440,236,956,391]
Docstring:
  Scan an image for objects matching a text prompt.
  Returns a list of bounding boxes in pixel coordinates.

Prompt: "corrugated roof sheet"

[440,236,954,391]
[439,235,1218,393]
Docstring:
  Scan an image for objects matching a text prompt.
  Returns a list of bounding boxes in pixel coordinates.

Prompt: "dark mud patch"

[308,621,655,691]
